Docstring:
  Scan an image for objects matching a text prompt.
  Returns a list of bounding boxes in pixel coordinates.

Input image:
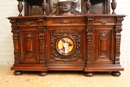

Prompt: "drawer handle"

[99,20,110,24]
[23,21,33,26]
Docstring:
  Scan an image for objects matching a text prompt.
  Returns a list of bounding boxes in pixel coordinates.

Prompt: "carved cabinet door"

[19,28,39,63]
[85,16,117,64]
[93,27,115,64]
[45,16,86,71]
[46,27,84,62]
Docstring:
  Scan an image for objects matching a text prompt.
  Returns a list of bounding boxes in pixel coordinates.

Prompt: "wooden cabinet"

[9,17,47,75]
[84,15,125,76]
[8,0,125,76]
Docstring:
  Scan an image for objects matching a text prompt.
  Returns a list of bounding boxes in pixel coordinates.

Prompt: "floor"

[0,65,130,87]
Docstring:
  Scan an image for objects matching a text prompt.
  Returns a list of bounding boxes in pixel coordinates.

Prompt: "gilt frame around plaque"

[56,36,76,56]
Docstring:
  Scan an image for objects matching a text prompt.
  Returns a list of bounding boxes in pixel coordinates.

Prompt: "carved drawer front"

[47,17,85,26]
[94,17,115,25]
[18,19,37,26]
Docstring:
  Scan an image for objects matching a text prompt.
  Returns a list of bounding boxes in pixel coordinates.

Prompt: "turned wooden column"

[85,0,91,14]
[17,0,23,16]
[42,0,47,15]
[111,0,117,14]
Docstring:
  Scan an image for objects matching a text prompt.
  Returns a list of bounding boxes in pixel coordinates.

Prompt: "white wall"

[0,0,130,66]
[116,0,130,66]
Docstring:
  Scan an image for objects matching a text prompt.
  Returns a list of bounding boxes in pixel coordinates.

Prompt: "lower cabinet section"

[8,15,125,77]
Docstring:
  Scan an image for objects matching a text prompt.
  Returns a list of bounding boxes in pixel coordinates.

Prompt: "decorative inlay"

[99,19,110,24]
[99,32,108,39]
[25,34,34,39]
[25,52,34,58]
[23,21,33,26]
[53,20,76,24]
[99,51,107,58]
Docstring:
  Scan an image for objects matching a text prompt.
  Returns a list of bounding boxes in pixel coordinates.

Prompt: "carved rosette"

[25,34,34,39]
[10,20,19,64]
[99,32,108,40]
[115,17,124,64]
[86,18,94,64]
[25,52,34,58]
[38,19,46,63]
[99,51,107,58]
[49,29,82,62]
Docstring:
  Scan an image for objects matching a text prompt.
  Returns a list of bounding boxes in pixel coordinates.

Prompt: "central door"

[45,17,86,71]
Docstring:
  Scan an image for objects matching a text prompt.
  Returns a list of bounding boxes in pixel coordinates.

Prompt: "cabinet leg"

[111,71,121,76]
[84,72,94,77]
[38,71,47,76]
[14,71,23,75]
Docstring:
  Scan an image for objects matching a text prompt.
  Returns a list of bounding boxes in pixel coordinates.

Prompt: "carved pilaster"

[38,19,46,63]
[10,20,19,64]
[86,17,94,64]
[115,17,124,64]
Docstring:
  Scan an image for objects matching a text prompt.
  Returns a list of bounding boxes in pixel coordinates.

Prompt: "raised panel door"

[19,28,39,63]
[93,28,115,64]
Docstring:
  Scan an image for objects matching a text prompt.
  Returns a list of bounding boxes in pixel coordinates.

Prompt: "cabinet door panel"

[20,29,39,63]
[46,26,85,63]
[93,28,114,64]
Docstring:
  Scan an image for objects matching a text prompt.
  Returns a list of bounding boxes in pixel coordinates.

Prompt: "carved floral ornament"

[25,34,34,39]
[99,51,107,58]
[99,19,111,24]
[23,21,33,26]
[53,20,76,24]
[99,32,108,39]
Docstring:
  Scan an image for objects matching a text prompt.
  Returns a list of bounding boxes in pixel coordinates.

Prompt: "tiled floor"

[0,65,130,87]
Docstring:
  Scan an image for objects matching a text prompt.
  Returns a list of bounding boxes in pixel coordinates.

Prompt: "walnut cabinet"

[8,0,125,77]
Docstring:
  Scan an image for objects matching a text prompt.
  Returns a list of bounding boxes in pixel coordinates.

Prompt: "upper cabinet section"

[17,0,117,16]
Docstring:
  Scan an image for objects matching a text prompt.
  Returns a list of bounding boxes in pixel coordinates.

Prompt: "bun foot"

[14,71,23,75]
[38,72,47,76]
[111,71,121,76]
[84,72,94,77]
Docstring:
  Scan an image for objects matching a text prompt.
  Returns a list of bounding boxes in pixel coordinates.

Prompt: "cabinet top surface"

[8,14,126,19]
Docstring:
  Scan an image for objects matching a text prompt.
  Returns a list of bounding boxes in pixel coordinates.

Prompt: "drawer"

[18,20,38,26]
[94,17,116,25]
[47,17,85,26]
